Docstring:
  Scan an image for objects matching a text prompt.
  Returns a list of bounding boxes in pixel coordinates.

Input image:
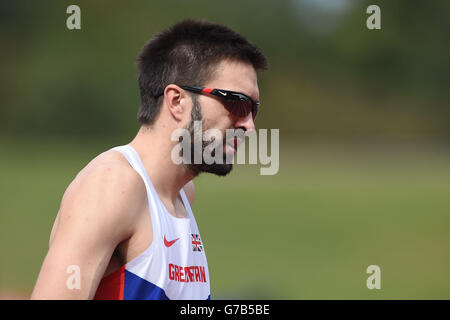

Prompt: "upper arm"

[183,180,195,208]
[31,163,145,299]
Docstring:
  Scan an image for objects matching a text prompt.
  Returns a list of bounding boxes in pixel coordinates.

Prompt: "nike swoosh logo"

[164,235,180,247]
[218,90,227,96]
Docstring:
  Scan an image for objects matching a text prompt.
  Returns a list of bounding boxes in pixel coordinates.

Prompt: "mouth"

[225,137,243,155]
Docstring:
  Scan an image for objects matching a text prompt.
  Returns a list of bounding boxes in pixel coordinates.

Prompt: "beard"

[184,96,233,177]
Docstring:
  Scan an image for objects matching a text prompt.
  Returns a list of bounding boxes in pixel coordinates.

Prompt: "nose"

[234,111,256,133]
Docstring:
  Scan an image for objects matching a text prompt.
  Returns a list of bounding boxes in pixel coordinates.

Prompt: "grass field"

[1,138,449,299]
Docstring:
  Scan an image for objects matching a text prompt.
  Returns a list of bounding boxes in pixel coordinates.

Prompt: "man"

[31,19,268,300]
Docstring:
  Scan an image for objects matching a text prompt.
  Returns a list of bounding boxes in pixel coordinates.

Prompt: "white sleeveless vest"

[94,145,210,300]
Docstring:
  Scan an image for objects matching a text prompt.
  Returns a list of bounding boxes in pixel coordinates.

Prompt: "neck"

[129,125,195,206]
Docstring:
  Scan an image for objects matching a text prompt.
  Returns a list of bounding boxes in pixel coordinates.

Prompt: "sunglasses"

[155,85,260,120]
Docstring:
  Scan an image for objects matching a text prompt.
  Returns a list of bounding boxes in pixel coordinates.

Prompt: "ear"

[163,84,190,122]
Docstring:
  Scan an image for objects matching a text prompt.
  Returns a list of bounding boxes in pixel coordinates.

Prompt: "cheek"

[203,102,234,130]
[208,116,234,133]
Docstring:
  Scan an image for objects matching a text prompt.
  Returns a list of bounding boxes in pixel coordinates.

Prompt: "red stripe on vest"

[93,265,125,300]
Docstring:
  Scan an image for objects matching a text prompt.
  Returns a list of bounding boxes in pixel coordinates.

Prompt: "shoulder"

[52,149,146,244]
[64,149,146,209]
[183,180,195,208]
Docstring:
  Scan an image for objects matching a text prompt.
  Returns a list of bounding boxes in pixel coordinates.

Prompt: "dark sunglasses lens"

[225,100,253,118]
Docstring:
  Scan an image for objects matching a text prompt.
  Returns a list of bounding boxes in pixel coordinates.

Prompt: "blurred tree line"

[0,0,448,143]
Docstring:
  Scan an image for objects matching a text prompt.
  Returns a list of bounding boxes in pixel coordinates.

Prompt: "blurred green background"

[0,0,449,299]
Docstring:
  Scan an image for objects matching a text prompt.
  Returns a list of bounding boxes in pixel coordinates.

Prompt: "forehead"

[205,59,259,101]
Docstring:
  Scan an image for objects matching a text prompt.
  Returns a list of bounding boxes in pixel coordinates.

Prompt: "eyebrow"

[244,89,259,102]
[248,92,260,102]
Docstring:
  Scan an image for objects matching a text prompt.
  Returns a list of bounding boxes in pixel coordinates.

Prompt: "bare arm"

[31,162,145,299]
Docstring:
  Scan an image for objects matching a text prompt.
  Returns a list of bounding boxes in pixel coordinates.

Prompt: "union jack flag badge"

[191,234,203,252]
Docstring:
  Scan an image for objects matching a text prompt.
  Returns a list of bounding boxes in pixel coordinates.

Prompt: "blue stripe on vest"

[124,270,169,300]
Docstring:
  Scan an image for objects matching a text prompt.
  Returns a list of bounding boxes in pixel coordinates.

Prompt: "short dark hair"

[136,19,268,126]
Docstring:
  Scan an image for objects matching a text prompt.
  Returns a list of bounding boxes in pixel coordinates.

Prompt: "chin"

[204,163,233,176]
[189,163,233,177]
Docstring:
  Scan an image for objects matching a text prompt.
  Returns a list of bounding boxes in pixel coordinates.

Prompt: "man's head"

[136,19,268,176]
